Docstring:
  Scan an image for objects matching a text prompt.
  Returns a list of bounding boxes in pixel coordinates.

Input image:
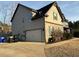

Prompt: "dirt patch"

[0,38,79,57]
[0,42,45,57]
[44,38,79,57]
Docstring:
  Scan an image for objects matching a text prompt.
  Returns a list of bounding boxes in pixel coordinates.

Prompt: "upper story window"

[53,12,57,20]
[32,12,36,17]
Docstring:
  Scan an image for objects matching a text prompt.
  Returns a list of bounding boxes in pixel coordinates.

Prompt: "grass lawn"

[0,38,79,57]
[45,38,79,57]
[0,42,45,57]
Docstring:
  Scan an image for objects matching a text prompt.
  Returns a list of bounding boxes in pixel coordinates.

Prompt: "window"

[53,12,57,20]
[48,26,54,36]
[52,26,54,32]
[32,12,36,17]
[48,26,51,36]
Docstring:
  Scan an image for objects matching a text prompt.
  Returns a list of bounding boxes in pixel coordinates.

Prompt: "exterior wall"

[12,5,45,41]
[44,5,64,43]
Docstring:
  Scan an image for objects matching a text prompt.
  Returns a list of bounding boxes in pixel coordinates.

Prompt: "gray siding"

[12,5,44,36]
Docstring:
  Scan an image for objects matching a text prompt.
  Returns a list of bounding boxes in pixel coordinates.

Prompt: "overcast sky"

[0,1,79,25]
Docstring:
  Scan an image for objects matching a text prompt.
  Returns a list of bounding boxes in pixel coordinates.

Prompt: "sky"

[0,1,79,25]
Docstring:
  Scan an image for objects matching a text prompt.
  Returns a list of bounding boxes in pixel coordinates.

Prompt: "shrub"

[63,32,72,40]
[48,30,63,43]
[73,31,79,37]
[48,36,55,43]
[13,34,26,41]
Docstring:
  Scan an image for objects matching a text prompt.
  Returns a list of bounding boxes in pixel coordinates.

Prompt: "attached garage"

[26,29,43,42]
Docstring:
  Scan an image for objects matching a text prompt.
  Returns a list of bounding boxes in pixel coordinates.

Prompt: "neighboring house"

[0,22,3,33]
[0,21,11,34]
[11,1,69,43]
[2,24,11,33]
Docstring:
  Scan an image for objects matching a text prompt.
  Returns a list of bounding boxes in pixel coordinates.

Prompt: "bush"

[63,32,72,40]
[48,36,55,43]
[13,34,26,41]
[73,31,79,37]
[48,30,63,43]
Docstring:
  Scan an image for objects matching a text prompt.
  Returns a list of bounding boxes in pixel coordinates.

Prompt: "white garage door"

[26,30,42,42]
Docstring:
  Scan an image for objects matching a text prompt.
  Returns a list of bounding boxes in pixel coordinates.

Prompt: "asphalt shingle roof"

[11,1,66,22]
[31,1,66,22]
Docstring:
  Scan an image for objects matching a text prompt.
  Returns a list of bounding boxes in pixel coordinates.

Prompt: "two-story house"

[11,1,69,43]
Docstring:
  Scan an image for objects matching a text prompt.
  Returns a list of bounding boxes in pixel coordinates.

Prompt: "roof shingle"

[31,1,66,22]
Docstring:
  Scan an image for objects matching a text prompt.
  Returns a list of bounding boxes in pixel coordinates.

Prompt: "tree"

[68,21,73,28]
[0,2,18,25]
[73,21,79,29]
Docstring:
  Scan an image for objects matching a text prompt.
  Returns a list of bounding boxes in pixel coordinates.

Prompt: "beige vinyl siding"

[45,5,63,25]
[44,5,64,43]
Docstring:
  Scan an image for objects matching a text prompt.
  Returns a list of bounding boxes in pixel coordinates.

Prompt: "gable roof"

[31,1,66,22]
[31,2,55,20]
[11,3,37,22]
[11,1,66,22]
